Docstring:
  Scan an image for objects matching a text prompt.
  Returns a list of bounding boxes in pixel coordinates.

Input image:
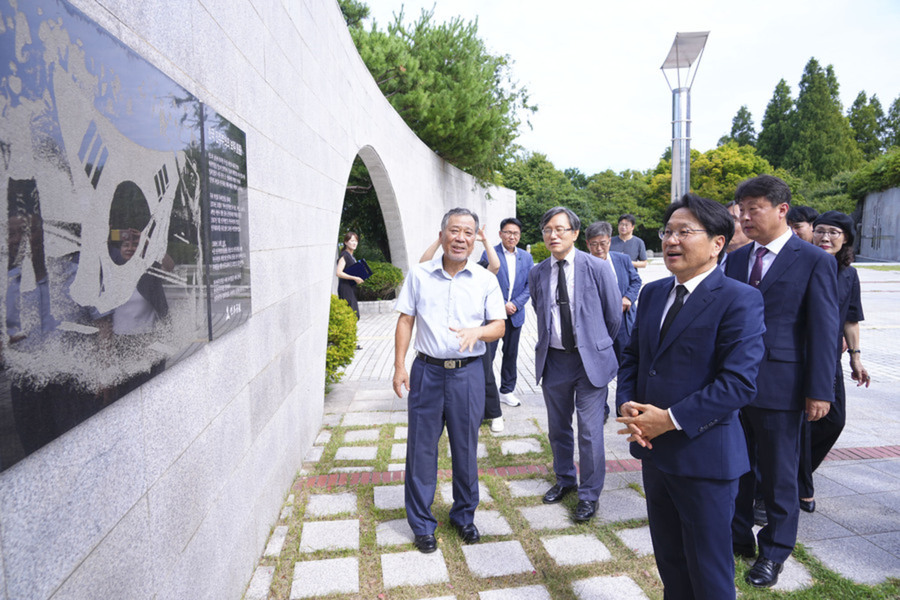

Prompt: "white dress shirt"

[747,228,793,283]
[548,248,576,350]
[503,246,517,301]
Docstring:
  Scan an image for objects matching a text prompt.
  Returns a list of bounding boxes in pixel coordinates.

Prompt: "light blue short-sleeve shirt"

[394,257,506,359]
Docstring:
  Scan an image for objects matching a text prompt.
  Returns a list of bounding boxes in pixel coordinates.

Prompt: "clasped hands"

[616,402,675,449]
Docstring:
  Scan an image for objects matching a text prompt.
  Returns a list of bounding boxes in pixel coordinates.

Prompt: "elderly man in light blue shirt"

[393,207,506,554]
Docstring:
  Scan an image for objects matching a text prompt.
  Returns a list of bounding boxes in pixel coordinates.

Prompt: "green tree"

[756,79,795,169]
[564,167,589,189]
[719,105,756,147]
[338,0,370,29]
[340,157,391,262]
[691,142,774,203]
[783,58,862,180]
[584,169,656,231]
[848,91,885,161]
[348,6,535,181]
[884,96,900,149]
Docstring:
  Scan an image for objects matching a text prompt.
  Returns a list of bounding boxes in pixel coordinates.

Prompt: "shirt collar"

[674,263,717,295]
[503,246,517,256]
[553,247,576,267]
[754,228,793,256]
[428,255,476,277]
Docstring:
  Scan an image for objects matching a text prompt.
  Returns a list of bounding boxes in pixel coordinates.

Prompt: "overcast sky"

[366,0,900,176]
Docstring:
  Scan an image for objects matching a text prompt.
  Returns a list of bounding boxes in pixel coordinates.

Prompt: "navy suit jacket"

[529,249,621,388]
[616,268,766,480]
[481,244,534,328]
[724,234,840,410]
[610,251,642,339]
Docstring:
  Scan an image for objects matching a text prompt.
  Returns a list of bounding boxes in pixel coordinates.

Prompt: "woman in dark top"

[798,211,870,512]
[336,231,363,319]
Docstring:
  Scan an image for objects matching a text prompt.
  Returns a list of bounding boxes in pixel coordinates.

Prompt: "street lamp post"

[661,31,709,203]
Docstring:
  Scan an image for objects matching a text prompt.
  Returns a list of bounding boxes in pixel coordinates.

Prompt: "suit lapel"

[646,277,673,357]
[757,236,799,295]
[655,270,723,356]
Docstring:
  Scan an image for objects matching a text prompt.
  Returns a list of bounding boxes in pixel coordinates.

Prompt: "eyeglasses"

[812,228,843,239]
[587,239,610,249]
[659,228,707,241]
[542,227,573,237]
[500,230,521,237]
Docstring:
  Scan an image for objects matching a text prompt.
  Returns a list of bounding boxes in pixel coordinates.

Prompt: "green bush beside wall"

[326,294,357,383]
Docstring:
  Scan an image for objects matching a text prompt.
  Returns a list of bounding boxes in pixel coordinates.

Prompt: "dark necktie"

[659,284,687,343]
[557,260,576,351]
[749,246,768,288]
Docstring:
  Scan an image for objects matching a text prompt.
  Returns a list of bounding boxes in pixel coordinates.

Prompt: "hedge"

[326,294,357,384]
[358,260,404,301]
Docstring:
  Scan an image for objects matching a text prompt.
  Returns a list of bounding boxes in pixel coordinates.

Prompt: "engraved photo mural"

[0,0,251,469]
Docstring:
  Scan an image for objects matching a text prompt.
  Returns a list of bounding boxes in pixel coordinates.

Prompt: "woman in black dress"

[336,231,363,319]
[798,211,870,512]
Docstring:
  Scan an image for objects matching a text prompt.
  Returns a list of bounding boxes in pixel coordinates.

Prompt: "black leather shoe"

[573,499,598,522]
[733,542,756,558]
[746,556,783,588]
[799,498,816,513]
[453,522,481,544]
[542,483,576,504]
[413,534,437,554]
[753,498,768,526]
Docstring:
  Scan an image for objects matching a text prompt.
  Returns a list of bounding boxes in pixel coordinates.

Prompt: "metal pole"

[670,87,691,202]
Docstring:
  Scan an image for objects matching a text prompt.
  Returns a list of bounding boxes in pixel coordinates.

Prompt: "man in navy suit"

[585,221,642,362]
[726,175,839,587]
[481,218,534,416]
[529,207,620,521]
[617,194,766,600]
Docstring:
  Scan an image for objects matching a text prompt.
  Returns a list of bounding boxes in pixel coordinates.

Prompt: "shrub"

[326,294,357,384]
[529,241,550,263]
[358,260,404,301]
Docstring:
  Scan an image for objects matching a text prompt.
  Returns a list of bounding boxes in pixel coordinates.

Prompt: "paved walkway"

[245,261,900,599]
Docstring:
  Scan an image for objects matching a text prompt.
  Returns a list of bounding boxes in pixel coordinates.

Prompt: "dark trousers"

[643,459,739,600]
[487,317,522,394]
[733,406,803,563]
[482,352,501,420]
[799,370,845,498]
[405,357,484,535]
[541,348,607,501]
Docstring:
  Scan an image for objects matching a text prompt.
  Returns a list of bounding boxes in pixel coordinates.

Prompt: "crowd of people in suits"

[379,173,868,599]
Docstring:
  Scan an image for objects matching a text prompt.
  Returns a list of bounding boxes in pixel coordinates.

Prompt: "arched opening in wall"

[336,147,407,307]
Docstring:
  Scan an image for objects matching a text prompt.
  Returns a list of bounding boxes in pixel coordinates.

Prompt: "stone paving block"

[349,399,394,412]
[818,463,900,494]
[614,526,654,557]
[595,488,647,524]
[462,540,534,577]
[334,446,378,461]
[797,511,854,542]
[304,446,323,462]
[264,526,289,557]
[391,443,407,460]
[390,411,408,424]
[280,506,293,520]
[321,414,341,426]
[374,485,406,510]
[571,575,649,599]
[290,557,358,598]
[439,482,493,505]
[314,430,331,445]
[356,388,396,401]
[809,471,856,498]
[868,458,900,479]
[869,489,900,513]
[500,438,543,455]
[394,426,408,439]
[376,518,414,547]
[344,429,380,442]
[330,466,375,473]
[806,535,900,584]
[519,504,572,530]
[388,463,405,471]
[287,494,295,504]
[343,412,394,426]
[479,585,551,600]
[299,519,359,552]
[419,597,456,600]
[866,531,900,556]
[491,419,541,437]
[381,550,450,588]
[246,566,275,600]
[474,510,513,536]
[507,478,551,498]
[541,534,612,565]
[768,555,813,592]
[305,492,357,517]
[816,494,900,535]
[446,442,487,458]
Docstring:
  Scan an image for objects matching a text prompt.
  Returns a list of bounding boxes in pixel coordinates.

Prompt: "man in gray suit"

[529,206,621,521]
